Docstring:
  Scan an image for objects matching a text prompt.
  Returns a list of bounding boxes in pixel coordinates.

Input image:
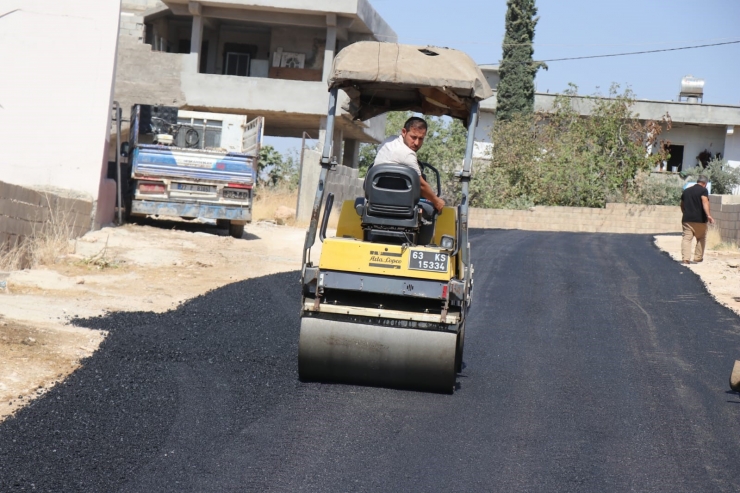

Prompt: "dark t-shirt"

[681,184,709,223]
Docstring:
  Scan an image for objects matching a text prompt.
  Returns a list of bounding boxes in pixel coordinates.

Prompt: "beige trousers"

[681,222,707,262]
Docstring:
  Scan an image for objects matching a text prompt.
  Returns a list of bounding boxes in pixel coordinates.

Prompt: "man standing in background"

[680,175,715,264]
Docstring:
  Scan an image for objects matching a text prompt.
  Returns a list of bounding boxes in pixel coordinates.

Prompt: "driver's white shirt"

[373,135,422,176]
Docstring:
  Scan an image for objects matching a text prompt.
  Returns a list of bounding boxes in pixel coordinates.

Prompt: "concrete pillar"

[323,14,337,82]
[206,30,218,74]
[189,2,203,73]
[343,139,360,169]
[296,149,322,222]
[332,127,344,165]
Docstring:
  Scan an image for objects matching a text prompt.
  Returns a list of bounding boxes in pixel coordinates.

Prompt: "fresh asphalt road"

[2,230,740,492]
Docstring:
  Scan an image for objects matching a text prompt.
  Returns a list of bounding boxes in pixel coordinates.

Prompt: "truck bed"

[132,144,255,184]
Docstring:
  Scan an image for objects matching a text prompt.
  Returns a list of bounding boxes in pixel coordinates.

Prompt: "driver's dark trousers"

[418,199,436,245]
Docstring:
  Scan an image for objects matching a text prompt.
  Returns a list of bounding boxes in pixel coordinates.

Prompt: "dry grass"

[707,224,739,251]
[252,185,298,225]
[0,198,77,271]
[251,185,340,230]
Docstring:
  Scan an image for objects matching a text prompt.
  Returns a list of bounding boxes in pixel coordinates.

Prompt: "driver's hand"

[434,197,445,213]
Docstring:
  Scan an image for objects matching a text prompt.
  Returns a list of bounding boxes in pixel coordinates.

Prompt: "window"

[176,117,223,150]
[225,52,250,77]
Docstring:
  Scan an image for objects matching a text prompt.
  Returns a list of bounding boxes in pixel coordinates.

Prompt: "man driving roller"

[373,117,446,213]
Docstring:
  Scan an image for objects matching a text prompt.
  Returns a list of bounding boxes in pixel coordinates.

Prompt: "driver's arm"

[420,176,445,212]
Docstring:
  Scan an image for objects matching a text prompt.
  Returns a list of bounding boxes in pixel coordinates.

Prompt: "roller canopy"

[328,41,493,122]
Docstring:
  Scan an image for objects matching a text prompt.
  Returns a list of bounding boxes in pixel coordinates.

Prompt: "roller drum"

[299,317,457,393]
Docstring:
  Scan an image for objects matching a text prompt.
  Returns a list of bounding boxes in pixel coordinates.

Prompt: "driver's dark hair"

[403,117,428,132]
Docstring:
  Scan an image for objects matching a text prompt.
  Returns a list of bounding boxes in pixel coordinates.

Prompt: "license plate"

[174,183,215,193]
[408,249,449,273]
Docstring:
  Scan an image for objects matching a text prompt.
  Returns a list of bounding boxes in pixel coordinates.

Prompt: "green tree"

[257,145,299,187]
[258,145,283,179]
[479,84,671,208]
[496,0,546,121]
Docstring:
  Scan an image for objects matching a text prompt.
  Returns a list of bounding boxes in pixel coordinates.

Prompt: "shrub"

[681,158,740,195]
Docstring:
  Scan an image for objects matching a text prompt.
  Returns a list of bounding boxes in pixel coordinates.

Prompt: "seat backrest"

[364,163,420,219]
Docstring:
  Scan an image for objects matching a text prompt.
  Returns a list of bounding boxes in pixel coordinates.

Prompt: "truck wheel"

[455,322,465,373]
[229,222,245,239]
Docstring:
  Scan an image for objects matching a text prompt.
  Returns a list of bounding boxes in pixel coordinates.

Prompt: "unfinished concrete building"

[115,0,397,168]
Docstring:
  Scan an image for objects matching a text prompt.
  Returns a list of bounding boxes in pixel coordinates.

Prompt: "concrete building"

[476,67,740,174]
[115,0,397,167]
[0,0,121,246]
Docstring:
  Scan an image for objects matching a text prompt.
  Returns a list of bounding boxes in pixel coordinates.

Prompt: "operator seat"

[355,163,434,245]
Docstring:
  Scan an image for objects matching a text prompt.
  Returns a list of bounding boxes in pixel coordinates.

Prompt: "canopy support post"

[458,101,479,276]
[302,88,339,274]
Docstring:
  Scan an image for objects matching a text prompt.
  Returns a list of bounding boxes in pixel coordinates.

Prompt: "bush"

[478,84,672,208]
[681,158,740,195]
[611,171,683,206]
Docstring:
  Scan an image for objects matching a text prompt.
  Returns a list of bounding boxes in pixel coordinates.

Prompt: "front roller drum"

[299,317,457,393]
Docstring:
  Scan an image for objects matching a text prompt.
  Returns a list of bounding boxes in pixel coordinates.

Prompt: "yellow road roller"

[298,42,493,393]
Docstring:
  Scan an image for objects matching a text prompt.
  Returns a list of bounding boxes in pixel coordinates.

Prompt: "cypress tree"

[496,0,546,121]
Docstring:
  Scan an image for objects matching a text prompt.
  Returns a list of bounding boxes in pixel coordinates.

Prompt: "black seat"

[358,164,421,243]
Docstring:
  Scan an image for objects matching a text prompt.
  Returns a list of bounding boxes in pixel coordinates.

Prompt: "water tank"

[679,76,704,103]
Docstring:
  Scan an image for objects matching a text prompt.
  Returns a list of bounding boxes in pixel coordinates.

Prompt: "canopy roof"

[329,42,493,122]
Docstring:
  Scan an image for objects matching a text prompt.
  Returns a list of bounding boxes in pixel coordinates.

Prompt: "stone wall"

[709,195,740,243]
[0,181,94,249]
[468,203,682,234]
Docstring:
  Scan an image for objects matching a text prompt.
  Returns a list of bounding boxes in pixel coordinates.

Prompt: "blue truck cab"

[123,105,262,238]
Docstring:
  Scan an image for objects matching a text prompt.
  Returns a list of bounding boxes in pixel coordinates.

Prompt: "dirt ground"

[0,218,314,421]
[654,234,740,316]
[2,221,738,423]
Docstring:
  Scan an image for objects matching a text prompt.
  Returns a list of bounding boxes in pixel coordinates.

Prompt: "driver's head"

[401,117,428,152]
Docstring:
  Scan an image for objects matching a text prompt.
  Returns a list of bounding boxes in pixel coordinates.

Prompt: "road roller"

[298,42,493,393]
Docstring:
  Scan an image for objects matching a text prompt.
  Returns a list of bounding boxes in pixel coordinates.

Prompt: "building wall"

[120,0,161,40]
[658,125,726,171]
[0,0,121,230]
[269,26,326,71]
[724,127,740,168]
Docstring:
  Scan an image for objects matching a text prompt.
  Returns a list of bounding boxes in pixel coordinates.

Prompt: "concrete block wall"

[0,181,94,250]
[709,195,740,243]
[114,36,187,119]
[119,13,146,40]
[325,165,364,207]
[468,202,682,234]
[120,1,163,41]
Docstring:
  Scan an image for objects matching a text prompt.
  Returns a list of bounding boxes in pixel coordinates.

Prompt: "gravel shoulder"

[654,234,740,316]
[0,220,310,422]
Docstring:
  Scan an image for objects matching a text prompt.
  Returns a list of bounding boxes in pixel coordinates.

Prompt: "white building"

[476,66,740,173]
[0,0,121,241]
[115,0,397,167]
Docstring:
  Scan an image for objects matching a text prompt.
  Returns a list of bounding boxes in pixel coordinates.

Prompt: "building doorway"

[667,144,684,173]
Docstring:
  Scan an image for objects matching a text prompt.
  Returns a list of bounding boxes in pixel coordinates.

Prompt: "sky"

[265,0,740,154]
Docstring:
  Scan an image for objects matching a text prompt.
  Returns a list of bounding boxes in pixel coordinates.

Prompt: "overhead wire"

[537,40,740,63]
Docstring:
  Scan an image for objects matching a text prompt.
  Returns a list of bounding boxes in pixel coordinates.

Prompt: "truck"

[120,104,263,238]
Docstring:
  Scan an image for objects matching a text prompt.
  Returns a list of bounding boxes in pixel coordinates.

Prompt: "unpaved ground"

[0,219,312,421]
[654,235,740,316]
